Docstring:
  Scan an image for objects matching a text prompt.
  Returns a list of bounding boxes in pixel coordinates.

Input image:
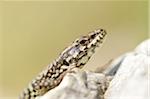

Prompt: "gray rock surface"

[40,39,149,99]
[41,69,112,99]
[105,39,149,99]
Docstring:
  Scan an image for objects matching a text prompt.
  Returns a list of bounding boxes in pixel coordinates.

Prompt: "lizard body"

[20,29,107,99]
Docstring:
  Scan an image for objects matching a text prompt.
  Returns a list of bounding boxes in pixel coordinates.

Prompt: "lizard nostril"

[90,33,97,39]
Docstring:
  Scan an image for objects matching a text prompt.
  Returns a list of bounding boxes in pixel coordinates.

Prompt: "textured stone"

[41,69,111,99]
[104,39,149,99]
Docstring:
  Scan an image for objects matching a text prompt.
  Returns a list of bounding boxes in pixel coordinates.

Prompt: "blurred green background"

[0,0,148,98]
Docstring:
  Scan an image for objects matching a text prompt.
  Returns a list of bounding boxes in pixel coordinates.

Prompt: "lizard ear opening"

[63,60,69,66]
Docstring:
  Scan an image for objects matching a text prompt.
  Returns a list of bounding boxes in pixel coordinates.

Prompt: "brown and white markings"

[19,29,107,99]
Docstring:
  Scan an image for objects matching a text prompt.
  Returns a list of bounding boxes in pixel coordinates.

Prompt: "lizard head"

[59,29,107,68]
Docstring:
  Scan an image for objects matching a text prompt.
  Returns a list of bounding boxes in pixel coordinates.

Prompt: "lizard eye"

[80,39,87,45]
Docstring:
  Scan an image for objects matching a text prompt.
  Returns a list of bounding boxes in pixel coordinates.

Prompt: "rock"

[104,39,149,99]
[41,69,112,99]
[40,39,149,99]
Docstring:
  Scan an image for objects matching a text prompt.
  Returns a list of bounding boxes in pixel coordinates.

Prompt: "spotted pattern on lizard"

[19,29,107,99]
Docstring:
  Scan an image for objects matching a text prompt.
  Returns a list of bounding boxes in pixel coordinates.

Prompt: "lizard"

[19,29,107,99]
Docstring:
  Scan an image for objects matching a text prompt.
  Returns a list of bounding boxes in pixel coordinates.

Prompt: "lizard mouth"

[87,29,107,48]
